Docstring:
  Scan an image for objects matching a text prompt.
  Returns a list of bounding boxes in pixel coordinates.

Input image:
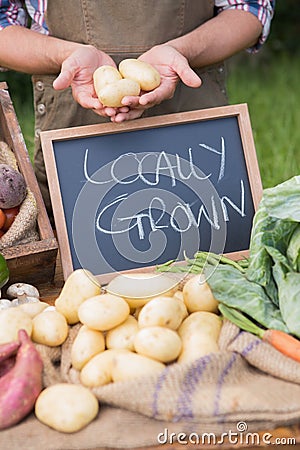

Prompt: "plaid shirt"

[0,0,275,51]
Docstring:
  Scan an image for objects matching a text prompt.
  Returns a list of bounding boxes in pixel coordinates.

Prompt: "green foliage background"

[0,2,299,189]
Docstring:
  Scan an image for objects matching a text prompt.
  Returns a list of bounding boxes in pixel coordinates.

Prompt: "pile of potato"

[54,269,223,388]
[0,269,223,433]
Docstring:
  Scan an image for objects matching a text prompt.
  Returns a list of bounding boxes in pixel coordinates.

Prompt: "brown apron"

[33,0,228,217]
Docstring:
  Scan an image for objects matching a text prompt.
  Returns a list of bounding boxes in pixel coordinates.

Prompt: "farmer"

[0,1,274,217]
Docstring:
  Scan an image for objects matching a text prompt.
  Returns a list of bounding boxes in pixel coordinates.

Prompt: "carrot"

[262,329,300,363]
[219,303,300,363]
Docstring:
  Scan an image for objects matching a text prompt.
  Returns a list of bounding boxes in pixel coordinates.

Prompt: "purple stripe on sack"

[152,366,170,418]
[174,354,212,421]
[240,334,262,357]
[213,353,238,420]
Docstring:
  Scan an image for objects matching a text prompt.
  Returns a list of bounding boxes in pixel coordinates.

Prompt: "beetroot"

[0,329,43,429]
[0,164,27,209]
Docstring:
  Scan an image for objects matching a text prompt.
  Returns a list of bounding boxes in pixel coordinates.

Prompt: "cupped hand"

[53,45,129,118]
[112,44,202,123]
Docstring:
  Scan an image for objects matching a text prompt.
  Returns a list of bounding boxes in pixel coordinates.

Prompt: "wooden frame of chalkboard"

[41,103,262,283]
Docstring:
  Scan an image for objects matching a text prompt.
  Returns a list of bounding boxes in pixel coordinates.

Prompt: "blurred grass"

[1,51,299,189]
[227,52,300,188]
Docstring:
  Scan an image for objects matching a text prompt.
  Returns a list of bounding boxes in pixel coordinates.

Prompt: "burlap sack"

[2,320,297,450]
[0,141,39,249]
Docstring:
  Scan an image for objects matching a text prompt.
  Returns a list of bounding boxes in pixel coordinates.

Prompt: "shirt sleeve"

[215,0,275,53]
[0,1,28,30]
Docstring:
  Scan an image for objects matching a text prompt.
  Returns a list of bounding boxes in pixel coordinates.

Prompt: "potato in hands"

[93,59,161,107]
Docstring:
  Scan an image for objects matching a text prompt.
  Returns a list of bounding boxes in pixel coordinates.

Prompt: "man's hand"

[53,45,129,118]
[112,45,201,123]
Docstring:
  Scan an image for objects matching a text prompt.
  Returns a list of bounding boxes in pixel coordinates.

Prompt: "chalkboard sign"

[41,104,262,282]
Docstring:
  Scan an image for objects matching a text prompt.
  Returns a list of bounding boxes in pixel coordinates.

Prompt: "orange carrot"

[262,329,300,363]
[219,304,300,363]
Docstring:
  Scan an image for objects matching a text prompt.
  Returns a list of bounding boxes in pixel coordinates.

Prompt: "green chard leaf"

[246,204,296,287]
[206,265,289,332]
[246,176,300,290]
[262,175,300,221]
[286,224,300,272]
[272,261,300,338]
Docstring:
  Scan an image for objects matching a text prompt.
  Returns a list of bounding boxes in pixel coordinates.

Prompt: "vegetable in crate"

[0,164,27,209]
[0,253,9,289]
[0,329,43,430]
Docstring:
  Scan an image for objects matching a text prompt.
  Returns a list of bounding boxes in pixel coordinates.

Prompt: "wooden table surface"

[33,255,300,449]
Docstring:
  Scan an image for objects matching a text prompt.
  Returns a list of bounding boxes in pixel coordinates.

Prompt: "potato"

[98,78,140,107]
[111,350,165,382]
[138,296,187,330]
[173,290,184,302]
[134,326,182,363]
[31,310,69,346]
[80,349,125,387]
[178,311,222,341]
[106,272,178,308]
[0,308,32,344]
[178,331,219,364]
[71,325,105,370]
[119,58,161,91]
[35,383,99,433]
[55,269,101,324]
[182,274,219,313]
[17,301,49,318]
[78,293,130,331]
[106,315,139,351]
[93,65,122,93]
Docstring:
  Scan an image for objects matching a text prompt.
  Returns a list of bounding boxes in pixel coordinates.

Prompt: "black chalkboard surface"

[41,104,262,282]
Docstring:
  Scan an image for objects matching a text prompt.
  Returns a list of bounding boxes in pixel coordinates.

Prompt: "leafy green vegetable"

[0,253,9,289]
[287,224,300,272]
[262,175,300,221]
[205,265,289,332]
[246,205,297,288]
[272,260,300,337]
[246,176,300,302]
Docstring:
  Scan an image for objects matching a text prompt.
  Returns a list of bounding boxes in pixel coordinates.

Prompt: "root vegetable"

[0,164,27,209]
[31,310,69,347]
[35,383,99,433]
[0,339,20,378]
[97,78,140,107]
[55,269,101,324]
[134,326,182,363]
[182,274,219,313]
[106,315,139,351]
[178,311,222,341]
[80,349,124,388]
[17,301,49,318]
[119,59,161,91]
[0,329,43,430]
[0,308,32,344]
[111,350,165,382]
[93,65,122,92]
[137,296,187,330]
[78,293,130,331]
[71,325,105,370]
[178,332,220,364]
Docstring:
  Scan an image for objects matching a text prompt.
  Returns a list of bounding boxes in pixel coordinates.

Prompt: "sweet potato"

[0,164,27,209]
[0,340,20,377]
[0,329,43,430]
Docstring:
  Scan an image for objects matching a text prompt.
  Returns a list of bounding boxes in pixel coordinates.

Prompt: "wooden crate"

[0,82,58,285]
